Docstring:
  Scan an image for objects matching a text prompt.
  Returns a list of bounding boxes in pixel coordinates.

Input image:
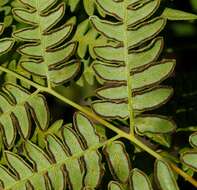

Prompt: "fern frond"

[90,0,176,137]
[0,111,180,190]
[0,83,49,148]
[0,112,104,190]
[12,0,80,87]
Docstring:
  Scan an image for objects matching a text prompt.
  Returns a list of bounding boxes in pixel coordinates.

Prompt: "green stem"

[35,0,52,89]
[48,89,128,137]
[170,163,197,187]
[130,135,163,159]
[0,65,196,187]
[130,136,197,187]
[0,66,48,91]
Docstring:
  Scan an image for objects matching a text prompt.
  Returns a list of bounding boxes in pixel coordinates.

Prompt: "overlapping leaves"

[72,18,111,59]
[90,0,176,141]
[12,0,80,86]
[0,83,49,148]
[0,112,104,190]
[0,112,180,190]
[0,1,196,190]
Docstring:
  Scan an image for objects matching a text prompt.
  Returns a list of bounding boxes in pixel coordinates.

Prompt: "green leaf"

[93,86,173,119]
[65,0,80,12]
[104,141,131,183]
[73,112,104,188]
[189,132,197,148]
[181,151,197,171]
[83,0,105,16]
[0,83,49,148]
[190,0,197,11]
[0,38,14,55]
[108,181,124,190]
[97,0,159,25]
[162,8,197,20]
[63,0,105,16]
[155,160,179,190]
[135,116,176,134]
[130,169,153,190]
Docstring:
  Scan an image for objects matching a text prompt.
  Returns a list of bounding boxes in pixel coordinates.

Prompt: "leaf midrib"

[35,0,51,88]
[123,0,135,135]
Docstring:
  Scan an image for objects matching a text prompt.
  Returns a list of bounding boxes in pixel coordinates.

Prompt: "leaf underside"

[0,83,49,148]
[90,0,176,142]
[0,112,179,190]
[0,112,103,190]
[13,0,80,86]
[0,1,196,190]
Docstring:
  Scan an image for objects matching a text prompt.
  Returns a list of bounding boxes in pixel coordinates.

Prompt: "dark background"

[162,0,197,189]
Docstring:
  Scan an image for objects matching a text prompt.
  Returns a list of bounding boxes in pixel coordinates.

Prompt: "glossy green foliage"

[0,83,49,148]
[90,0,176,143]
[181,132,197,171]
[13,0,80,86]
[0,112,104,190]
